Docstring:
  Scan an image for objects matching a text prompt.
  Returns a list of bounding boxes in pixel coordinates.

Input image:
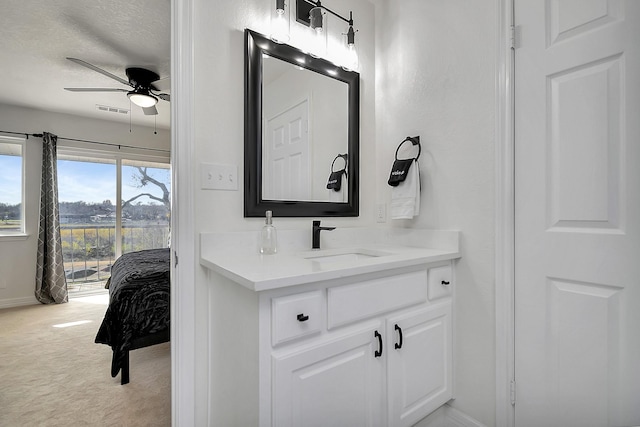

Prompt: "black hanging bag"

[387,158,414,186]
[327,170,345,191]
[387,136,421,187]
[327,154,348,191]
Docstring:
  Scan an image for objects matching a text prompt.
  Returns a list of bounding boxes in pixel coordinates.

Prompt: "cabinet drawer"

[272,290,323,346]
[328,269,427,329]
[427,264,452,300]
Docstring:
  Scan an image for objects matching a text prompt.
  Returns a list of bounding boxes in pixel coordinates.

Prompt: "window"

[0,135,25,236]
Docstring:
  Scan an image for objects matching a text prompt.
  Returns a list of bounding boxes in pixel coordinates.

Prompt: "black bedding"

[95,248,170,382]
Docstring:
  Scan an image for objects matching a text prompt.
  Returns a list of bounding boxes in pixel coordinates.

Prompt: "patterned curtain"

[35,132,68,304]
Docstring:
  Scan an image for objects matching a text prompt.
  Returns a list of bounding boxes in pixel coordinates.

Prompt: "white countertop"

[200,228,460,292]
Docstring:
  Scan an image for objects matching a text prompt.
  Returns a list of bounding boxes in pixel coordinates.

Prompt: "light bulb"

[270,0,290,43]
[343,44,358,71]
[308,7,326,58]
[342,25,358,71]
[309,6,324,31]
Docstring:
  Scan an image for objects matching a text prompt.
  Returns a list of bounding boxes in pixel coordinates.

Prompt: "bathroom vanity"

[200,228,460,427]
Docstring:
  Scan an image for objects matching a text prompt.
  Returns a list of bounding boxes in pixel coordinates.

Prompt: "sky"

[0,155,22,205]
[0,155,170,205]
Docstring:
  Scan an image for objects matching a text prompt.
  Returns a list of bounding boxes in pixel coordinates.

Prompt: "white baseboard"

[414,404,487,427]
[0,296,38,309]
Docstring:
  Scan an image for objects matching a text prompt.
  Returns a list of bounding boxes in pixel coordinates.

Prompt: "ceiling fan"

[64,57,170,115]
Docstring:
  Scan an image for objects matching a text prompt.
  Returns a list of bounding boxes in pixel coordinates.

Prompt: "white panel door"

[263,99,310,201]
[515,1,640,426]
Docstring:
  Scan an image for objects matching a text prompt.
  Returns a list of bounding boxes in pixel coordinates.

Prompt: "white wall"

[0,103,170,307]
[189,0,496,424]
[375,1,497,425]
[193,0,376,234]
[192,0,376,423]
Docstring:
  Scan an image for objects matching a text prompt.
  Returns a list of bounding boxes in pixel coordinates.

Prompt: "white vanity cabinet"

[263,261,454,427]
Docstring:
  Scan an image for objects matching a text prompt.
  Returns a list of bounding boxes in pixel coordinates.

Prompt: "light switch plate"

[201,163,238,191]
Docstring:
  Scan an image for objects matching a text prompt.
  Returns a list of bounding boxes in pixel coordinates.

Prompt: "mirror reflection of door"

[262,53,349,203]
[263,99,310,200]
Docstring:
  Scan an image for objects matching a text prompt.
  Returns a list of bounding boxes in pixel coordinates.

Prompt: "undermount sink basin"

[302,248,392,264]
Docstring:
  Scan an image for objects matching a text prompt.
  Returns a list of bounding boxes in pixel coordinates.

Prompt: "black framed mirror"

[244,29,359,217]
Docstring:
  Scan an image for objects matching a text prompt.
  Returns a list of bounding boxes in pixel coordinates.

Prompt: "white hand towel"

[390,160,420,219]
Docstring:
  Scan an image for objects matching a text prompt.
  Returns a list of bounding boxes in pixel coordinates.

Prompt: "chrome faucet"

[312,220,335,249]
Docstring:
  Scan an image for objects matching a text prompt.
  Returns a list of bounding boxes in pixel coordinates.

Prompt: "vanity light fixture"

[309,4,324,31]
[343,12,358,71]
[308,4,327,58]
[270,0,291,43]
[295,0,359,71]
[127,88,158,108]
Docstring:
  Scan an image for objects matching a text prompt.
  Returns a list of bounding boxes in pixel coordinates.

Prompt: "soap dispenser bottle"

[260,210,278,255]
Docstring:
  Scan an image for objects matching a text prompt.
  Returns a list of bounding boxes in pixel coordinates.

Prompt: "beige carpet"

[0,294,170,427]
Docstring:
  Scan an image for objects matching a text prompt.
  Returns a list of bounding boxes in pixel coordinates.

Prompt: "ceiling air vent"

[96,104,130,115]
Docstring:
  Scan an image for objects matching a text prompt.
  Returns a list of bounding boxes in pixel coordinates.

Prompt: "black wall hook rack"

[395,136,421,161]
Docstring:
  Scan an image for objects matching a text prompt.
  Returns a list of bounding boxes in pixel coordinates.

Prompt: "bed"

[95,248,171,385]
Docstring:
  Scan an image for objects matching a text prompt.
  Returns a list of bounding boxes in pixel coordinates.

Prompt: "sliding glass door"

[121,160,171,253]
[57,152,170,295]
[58,156,117,294]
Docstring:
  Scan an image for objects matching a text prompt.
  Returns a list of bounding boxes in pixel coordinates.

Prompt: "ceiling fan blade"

[156,93,170,101]
[142,105,158,115]
[66,57,131,87]
[152,76,171,91]
[64,87,129,92]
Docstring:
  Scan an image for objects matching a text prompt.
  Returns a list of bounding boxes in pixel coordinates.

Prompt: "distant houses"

[60,213,117,224]
[60,213,93,224]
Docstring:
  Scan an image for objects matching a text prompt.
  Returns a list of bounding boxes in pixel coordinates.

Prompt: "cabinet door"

[386,302,452,427]
[273,326,384,427]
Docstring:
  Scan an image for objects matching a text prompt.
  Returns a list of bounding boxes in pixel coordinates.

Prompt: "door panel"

[515,0,640,425]
[548,0,622,46]
[547,55,622,230]
[264,99,310,201]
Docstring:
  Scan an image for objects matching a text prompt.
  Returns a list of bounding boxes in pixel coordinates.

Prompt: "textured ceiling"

[0,0,171,129]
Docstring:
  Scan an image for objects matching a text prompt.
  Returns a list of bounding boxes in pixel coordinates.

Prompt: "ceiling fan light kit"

[64,57,169,116]
[127,89,158,108]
